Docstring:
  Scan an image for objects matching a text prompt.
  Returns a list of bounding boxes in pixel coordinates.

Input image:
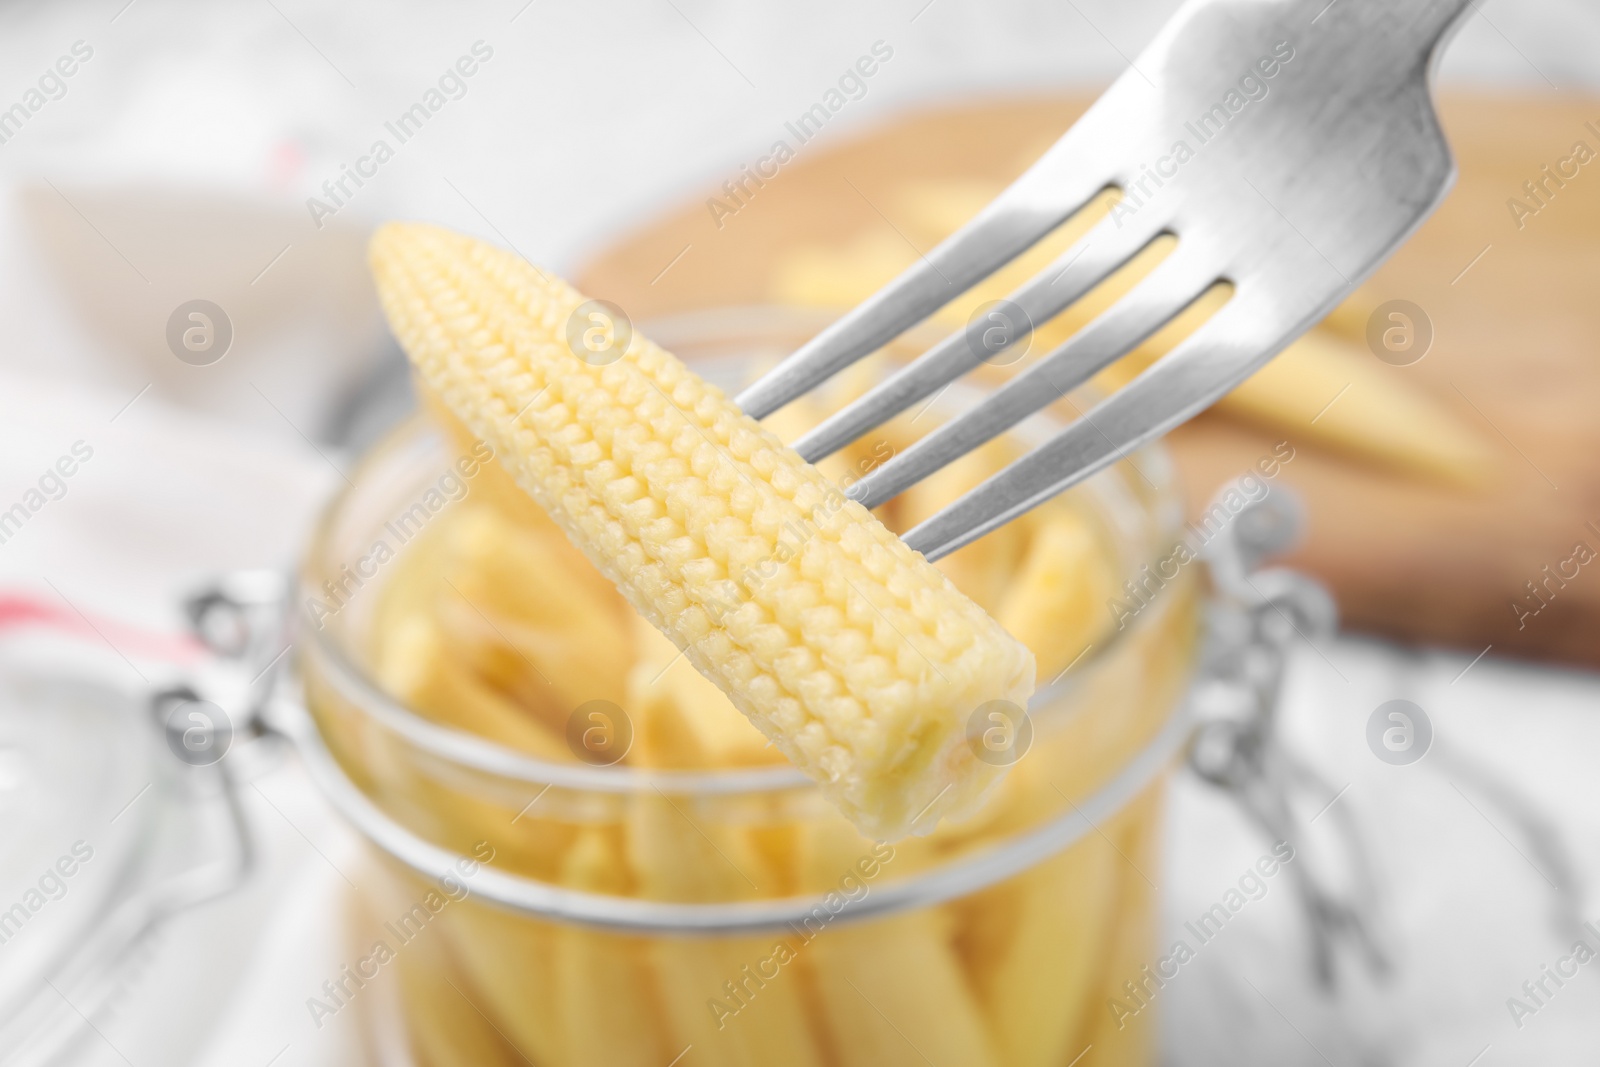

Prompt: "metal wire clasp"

[1187,481,1389,988]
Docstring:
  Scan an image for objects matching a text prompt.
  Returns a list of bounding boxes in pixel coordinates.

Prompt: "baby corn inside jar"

[298,223,1198,1067]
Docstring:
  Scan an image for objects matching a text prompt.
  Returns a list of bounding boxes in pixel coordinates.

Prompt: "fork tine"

[901,293,1300,560]
[849,247,1222,511]
[734,200,1083,420]
[790,212,1169,464]
[733,137,1128,421]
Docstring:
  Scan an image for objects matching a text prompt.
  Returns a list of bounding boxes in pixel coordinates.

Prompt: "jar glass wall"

[294,308,1200,1067]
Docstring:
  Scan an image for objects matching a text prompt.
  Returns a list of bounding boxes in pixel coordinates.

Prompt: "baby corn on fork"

[371,225,1036,841]
[737,0,1474,559]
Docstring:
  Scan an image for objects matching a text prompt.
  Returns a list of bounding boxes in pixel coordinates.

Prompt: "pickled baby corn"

[434,897,567,1064]
[370,222,1036,840]
[627,796,825,1067]
[970,817,1121,1066]
[391,924,522,1066]
[1079,786,1164,1065]
[996,511,1114,681]
[628,614,788,769]
[799,821,1001,1067]
[436,504,633,717]
[374,612,572,761]
[554,830,668,1066]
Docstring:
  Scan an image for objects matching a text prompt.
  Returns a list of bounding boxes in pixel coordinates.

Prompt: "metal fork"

[735,0,1475,560]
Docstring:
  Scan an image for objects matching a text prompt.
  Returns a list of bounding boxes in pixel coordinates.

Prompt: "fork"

[735,0,1474,560]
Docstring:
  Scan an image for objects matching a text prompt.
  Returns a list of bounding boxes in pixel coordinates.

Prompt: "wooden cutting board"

[576,95,1600,668]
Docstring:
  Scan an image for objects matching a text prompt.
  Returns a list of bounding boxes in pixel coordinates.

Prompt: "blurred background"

[0,0,1598,1064]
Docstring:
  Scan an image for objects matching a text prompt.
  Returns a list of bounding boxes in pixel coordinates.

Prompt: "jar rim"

[273,678,1193,934]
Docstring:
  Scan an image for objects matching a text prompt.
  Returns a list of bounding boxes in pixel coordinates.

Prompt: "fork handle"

[1318,0,1476,55]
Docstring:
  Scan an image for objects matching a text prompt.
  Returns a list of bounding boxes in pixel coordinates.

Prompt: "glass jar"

[286,308,1201,1067]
